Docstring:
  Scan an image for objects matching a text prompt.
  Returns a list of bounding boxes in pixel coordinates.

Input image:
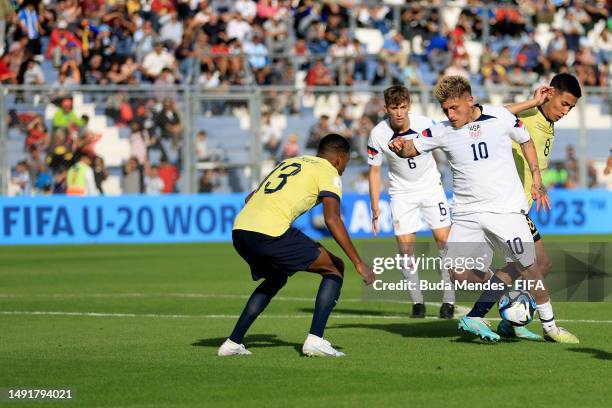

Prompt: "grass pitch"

[1,237,611,407]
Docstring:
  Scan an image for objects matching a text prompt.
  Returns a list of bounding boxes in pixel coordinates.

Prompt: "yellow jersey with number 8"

[233,156,343,237]
[512,107,554,208]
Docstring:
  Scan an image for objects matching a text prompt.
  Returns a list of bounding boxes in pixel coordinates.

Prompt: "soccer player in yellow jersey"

[502,73,582,343]
[218,134,374,357]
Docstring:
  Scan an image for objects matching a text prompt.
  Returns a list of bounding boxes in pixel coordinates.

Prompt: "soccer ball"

[498,290,536,327]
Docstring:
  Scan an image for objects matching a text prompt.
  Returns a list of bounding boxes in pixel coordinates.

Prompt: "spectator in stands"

[562,11,587,52]
[22,58,45,86]
[260,112,281,158]
[17,0,42,56]
[12,161,32,196]
[263,13,289,53]
[129,121,150,165]
[0,0,12,55]
[147,134,168,166]
[198,169,217,193]
[144,165,165,195]
[160,11,183,48]
[0,53,17,83]
[353,170,369,194]
[195,130,210,162]
[243,35,269,84]
[141,41,175,82]
[26,116,49,151]
[426,30,452,73]
[158,157,179,193]
[543,162,569,189]
[84,54,107,85]
[351,114,374,159]
[66,151,99,196]
[444,58,469,79]
[305,57,332,87]
[381,31,409,72]
[401,59,424,88]
[122,157,142,194]
[92,156,108,194]
[134,20,158,63]
[46,128,74,174]
[46,20,82,68]
[226,12,251,43]
[565,145,578,188]
[593,27,612,64]
[280,133,300,160]
[548,30,569,71]
[370,59,390,86]
[52,97,84,131]
[234,0,257,22]
[155,98,183,148]
[306,114,330,149]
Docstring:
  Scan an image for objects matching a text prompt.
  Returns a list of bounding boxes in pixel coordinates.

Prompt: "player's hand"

[532,86,552,107]
[388,138,408,158]
[356,262,375,286]
[371,208,379,236]
[531,182,551,212]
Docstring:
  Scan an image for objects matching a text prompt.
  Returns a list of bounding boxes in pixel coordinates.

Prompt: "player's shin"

[229,275,287,344]
[466,266,518,318]
[440,266,455,304]
[400,260,424,305]
[309,274,343,337]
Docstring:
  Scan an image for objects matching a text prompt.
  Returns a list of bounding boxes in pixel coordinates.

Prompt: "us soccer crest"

[468,123,481,139]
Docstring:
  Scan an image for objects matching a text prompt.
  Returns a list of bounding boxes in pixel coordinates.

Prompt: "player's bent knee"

[255,274,288,297]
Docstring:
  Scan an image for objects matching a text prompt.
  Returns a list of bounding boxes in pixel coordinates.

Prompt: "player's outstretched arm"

[368,165,381,236]
[505,86,551,115]
[322,196,374,285]
[520,139,552,212]
[388,138,418,158]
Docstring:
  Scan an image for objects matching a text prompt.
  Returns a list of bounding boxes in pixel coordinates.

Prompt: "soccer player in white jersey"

[368,85,455,318]
[389,76,550,342]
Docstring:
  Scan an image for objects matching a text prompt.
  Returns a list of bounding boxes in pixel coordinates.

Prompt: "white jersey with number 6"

[412,105,531,216]
[368,113,450,235]
[367,113,442,195]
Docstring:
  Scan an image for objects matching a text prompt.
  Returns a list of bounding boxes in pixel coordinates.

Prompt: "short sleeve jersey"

[233,156,342,236]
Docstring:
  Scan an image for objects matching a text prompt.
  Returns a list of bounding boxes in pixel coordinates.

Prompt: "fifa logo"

[468,123,481,140]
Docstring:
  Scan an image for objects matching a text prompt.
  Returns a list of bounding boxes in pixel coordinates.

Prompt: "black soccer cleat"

[411,303,426,318]
[439,303,455,319]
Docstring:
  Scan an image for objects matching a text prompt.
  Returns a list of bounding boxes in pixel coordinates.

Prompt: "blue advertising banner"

[0,189,610,245]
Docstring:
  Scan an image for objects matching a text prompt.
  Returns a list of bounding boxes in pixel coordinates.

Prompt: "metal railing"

[0,84,610,195]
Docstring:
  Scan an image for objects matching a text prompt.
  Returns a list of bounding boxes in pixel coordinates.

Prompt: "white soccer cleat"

[302,334,346,357]
[217,339,252,356]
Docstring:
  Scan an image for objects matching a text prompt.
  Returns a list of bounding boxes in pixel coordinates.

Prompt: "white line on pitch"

[1,310,611,324]
[0,292,472,314]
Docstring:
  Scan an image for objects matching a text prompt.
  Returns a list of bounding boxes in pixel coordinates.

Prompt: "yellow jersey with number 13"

[512,107,554,208]
[233,155,343,237]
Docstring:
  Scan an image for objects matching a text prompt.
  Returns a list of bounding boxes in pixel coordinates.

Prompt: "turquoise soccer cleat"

[497,319,543,341]
[458,316,500,343]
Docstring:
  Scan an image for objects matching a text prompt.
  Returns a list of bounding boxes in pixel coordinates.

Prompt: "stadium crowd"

[4,0,611,195]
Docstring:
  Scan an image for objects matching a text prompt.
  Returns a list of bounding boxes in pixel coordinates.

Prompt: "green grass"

[1,236,611,407]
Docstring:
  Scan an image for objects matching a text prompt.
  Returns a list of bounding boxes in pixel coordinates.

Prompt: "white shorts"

[444,212,536,271]
[390,186,451,236]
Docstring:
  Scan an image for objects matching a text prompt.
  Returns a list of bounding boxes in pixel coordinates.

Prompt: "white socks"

[441,266,455,304]
[401,262,424,304]
[536,301,557,332]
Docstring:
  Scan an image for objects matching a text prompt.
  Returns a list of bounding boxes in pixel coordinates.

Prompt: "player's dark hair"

[384,85,411,106]
[550,73,581,98]
[317,133,350,156]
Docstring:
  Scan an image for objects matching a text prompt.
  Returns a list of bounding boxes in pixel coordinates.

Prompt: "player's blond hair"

[433,76,472,103]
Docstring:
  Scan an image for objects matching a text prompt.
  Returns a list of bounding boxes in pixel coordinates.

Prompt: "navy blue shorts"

[232,227,322,281]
